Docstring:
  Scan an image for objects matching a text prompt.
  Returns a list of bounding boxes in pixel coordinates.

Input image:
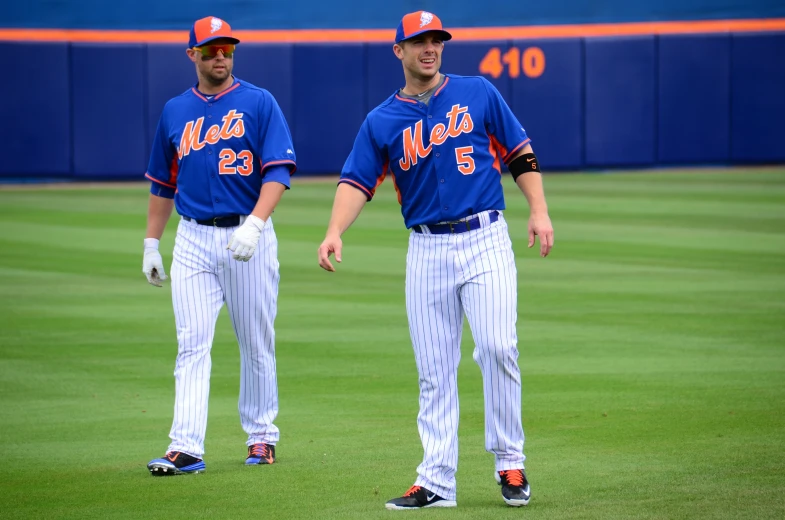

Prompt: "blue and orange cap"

[188,16,240,48]
[395,11,453,44]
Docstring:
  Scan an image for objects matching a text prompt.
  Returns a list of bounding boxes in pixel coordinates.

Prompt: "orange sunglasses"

[193,44,235,59]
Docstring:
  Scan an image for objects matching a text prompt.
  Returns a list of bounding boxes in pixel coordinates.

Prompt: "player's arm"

[146,193,175,240]
[508,145,554,257]
[318,184,369,272]
[227,93,297,262]
[481,77,554,257]
[143,110,177,286]
[318,116,383,272]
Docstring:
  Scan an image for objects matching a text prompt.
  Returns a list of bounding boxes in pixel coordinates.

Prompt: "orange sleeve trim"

[146,172,176,188]
[2,19,785,43]
[503,138,531,163]
[338,178,373,199]
[261,159,297,175]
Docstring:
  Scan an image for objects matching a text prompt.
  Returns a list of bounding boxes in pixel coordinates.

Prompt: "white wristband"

[246,214,266,231]
[144,238,160,250]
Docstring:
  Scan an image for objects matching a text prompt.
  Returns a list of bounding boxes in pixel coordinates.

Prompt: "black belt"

[183,215,242,227]
[413,211,499,234]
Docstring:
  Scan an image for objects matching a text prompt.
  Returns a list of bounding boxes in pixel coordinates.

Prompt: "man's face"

[187,38,235,85]
[394,33,444,82]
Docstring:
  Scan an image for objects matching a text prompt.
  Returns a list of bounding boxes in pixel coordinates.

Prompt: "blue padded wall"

[510,39,583,170]
[293,44,367,174]
[72,43,148,178]
[658,34,730,164]
[731,33,785,163]
[585,36,656,167]
[237,44,295,133]
[442,41,511,100]
[0,43,71,177]
[366,43,402,115]
[146,45,195,161]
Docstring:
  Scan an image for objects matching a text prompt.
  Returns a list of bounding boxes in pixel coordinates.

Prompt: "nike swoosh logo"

[166,452,179,462]
[526,157,535,162]
[426,493,437,501]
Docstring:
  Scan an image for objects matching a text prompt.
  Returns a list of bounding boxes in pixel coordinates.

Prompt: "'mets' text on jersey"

[146,79,296,220]
[339,75,530,228]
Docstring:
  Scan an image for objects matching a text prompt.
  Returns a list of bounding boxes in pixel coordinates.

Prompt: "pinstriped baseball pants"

[406,211,525,501]
[166,216,281,458]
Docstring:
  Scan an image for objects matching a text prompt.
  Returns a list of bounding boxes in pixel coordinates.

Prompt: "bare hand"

[528,213,554,257]
[318,235,343,272]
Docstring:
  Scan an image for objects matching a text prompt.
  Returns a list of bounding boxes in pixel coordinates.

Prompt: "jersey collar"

[395,75,450,104]
[190,77,240,102]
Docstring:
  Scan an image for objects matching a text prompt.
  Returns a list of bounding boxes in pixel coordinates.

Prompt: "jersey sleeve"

[261,164,291,188]
[145,107,179,189]
[258,93,297,176]
[482,77,531,164]
[338,116,388,200]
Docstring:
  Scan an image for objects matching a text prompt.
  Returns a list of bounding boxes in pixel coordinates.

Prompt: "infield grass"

[1,169,784,519]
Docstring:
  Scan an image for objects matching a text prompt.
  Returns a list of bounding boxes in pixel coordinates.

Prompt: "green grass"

[1,168,784,519]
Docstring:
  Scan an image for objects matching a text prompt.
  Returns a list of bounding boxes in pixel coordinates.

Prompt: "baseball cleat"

[385,485,457,510]
[245,443,276,465]
[496,469,531,506]
[147,451,205,476]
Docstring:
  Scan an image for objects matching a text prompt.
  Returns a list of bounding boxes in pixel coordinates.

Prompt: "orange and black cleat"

[245,443,276,465]
[496,469,531,506]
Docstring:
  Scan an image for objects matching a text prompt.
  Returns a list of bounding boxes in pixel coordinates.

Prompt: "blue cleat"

[147,451,205,476]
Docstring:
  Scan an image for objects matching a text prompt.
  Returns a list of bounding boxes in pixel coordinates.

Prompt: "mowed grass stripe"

[0,169,783,519]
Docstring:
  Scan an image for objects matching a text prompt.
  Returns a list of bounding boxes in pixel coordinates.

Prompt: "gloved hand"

[227,215,267,262]
[142,238,167,287]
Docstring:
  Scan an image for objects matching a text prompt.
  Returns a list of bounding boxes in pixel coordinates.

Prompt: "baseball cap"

[395,11,453,44]
[188,16,241,48]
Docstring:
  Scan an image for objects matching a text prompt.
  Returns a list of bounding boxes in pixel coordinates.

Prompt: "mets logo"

[178,110,245,159]
[399,104,474,171]
[210,17,223,33]
[420,12,434,27]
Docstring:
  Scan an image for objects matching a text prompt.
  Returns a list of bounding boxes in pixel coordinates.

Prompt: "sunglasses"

[193,44,235,59]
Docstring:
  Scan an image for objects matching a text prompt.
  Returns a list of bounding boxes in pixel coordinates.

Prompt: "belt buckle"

[213,217,220,227]
[447,220,471,233]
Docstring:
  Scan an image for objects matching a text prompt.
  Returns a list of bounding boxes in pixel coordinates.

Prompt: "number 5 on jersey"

[219,149,253,175]
[455,146,475,175]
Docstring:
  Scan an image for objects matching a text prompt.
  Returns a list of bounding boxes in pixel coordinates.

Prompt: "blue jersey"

[146,78,296,220]
[339,74,529,229]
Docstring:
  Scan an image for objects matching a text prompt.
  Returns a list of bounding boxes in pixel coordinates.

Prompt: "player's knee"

[476,342,519,366]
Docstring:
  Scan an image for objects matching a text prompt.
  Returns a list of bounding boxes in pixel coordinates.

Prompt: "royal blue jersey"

[339,74,530,228]
[146,78,296,220]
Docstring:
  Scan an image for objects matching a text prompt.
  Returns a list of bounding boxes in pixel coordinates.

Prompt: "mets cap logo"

[210,17,223,33]
[420,12,434,28]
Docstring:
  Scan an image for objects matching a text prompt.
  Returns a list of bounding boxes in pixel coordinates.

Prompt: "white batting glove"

[227,215,266,262]
[142,238,167,287]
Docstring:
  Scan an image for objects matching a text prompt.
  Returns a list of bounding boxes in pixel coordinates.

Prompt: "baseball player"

[317,11,554,509]
[142,16,296,476]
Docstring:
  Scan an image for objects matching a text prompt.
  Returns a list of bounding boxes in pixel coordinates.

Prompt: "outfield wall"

[2,30,784,178]
[5,0,785,29]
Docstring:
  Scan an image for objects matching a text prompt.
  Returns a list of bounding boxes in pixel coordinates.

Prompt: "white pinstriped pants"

[166,216,280,458]
[406,211,525,501]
